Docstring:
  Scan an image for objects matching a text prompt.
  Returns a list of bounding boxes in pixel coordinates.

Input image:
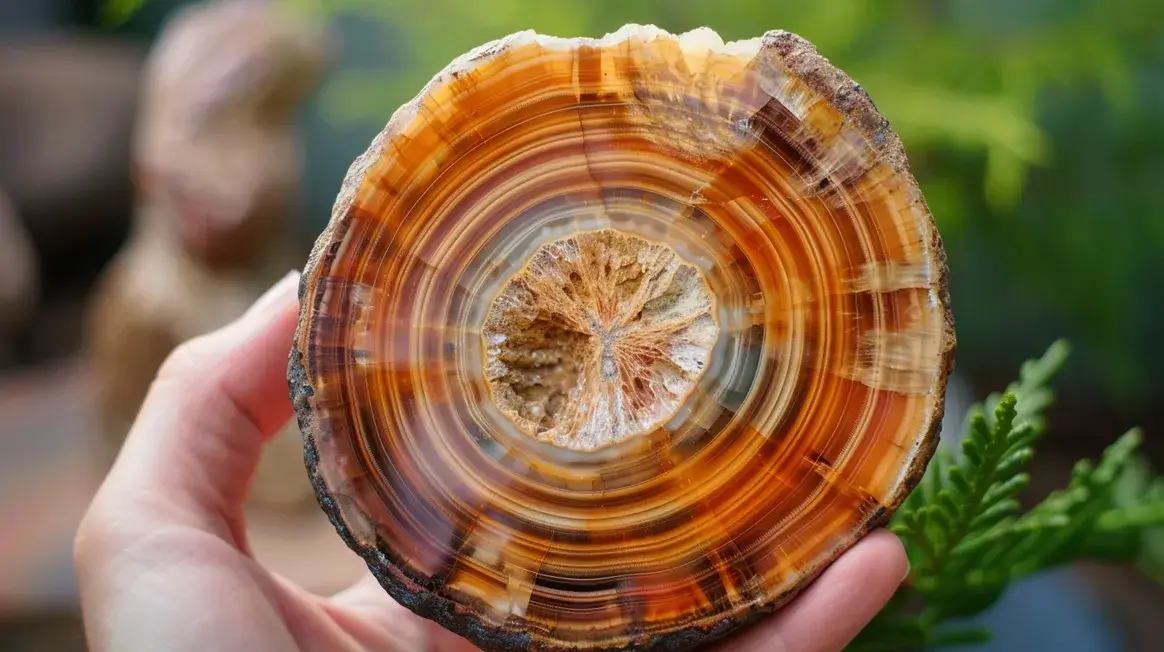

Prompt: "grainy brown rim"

[287,26,956,652]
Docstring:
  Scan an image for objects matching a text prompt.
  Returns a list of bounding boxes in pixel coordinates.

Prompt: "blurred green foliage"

[100,0,146,25]
[105,0,1164,412]
[280,0,1149,207]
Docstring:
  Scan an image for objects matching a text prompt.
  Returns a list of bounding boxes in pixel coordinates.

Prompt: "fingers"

[92,270,302,546]
[327,573,480,652]
[717,529,908,652]
[326,574,429,650]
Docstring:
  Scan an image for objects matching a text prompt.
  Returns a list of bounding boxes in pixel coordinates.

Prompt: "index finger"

[95,272,302,544]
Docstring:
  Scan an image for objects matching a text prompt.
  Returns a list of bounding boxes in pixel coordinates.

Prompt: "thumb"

[99,270,302,546]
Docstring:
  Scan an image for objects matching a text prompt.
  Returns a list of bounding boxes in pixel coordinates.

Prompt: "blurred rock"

[86,0,328,511]
[0,187,39,367]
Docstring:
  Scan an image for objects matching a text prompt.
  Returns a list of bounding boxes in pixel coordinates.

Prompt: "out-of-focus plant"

[273,0,1158,209]
[850,341,1164,650]
[101,0,148,25]
[108,0,1155,209]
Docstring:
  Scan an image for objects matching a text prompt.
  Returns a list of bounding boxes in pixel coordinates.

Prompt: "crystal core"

[483,229,718,451]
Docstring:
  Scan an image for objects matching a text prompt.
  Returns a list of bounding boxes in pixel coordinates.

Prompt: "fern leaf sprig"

[851,340,1164,651]
[892,341,1070,580]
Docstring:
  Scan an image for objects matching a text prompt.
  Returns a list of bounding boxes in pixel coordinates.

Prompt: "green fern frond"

[983,338,1070,431]
[895,394,1038,594]
[851,341,1164,651]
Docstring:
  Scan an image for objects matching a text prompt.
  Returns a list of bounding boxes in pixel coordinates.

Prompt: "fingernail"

[244,270,301,320]
[902,558,912,583]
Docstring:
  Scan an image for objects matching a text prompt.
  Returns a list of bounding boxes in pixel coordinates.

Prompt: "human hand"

[74,271,909,652]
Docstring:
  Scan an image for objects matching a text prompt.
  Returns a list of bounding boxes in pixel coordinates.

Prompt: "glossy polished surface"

[290,25,955,651]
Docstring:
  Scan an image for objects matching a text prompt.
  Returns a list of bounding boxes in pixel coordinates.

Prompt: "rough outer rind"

[754,29,955,519]
[288,25,956,652]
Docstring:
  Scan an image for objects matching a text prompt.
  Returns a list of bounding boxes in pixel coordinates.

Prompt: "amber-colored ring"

[290,26,955,651]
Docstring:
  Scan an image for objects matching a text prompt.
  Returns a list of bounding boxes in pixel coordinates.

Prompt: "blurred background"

[1,0,1162,649]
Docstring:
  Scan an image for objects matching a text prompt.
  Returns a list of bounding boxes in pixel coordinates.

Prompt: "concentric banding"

[290,25,955,652]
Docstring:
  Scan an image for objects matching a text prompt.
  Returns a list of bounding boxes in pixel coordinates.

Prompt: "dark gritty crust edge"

[287,26,956,652]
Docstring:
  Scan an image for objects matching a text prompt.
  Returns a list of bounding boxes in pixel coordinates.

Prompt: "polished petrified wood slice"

[289,25,955,651]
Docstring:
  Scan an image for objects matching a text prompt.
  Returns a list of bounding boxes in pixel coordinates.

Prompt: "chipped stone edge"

[287,24,956,652]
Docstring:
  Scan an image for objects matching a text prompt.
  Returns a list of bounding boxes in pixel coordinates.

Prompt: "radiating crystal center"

[482,229,718,451]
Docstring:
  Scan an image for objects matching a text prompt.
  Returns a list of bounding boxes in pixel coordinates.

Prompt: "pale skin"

[74,271,909,652]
